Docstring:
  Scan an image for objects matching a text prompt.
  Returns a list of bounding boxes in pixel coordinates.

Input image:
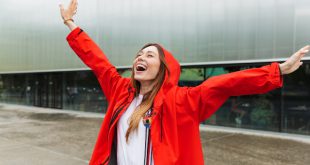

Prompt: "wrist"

[65,21,78,31]
[279,63,288,75]
[64,18,74,25]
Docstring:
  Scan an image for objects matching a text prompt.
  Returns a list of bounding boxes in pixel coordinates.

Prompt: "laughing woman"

[60,0,309,165]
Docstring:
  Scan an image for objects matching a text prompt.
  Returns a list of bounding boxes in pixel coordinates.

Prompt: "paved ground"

[0,104,309,165]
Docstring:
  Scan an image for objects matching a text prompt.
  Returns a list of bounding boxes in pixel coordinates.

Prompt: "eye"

[147,54,154,57]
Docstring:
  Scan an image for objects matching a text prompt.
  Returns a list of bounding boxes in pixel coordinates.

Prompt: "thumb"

[59,4,64,11]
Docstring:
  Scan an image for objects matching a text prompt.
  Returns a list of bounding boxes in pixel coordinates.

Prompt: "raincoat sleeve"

[66,27,123,103]
[177,62,283,122]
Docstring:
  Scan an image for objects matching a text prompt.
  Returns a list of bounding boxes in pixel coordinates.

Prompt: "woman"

[60,0,309,165]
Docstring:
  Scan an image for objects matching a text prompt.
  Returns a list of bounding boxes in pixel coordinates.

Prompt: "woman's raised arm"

[59,0,128,103]
[176,45,309,122]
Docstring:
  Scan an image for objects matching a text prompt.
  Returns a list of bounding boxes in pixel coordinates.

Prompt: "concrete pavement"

[0,103,309,165]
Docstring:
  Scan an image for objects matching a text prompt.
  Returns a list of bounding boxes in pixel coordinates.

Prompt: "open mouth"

[136,64,147,72]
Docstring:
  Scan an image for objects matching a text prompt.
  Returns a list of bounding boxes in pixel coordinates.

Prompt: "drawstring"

[144,105,164,143]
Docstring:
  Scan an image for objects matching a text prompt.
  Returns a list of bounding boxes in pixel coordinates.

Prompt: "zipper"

[109,87,134,127]
[101,156,109,165]
[108,97,129,127]
[109,104,126,127]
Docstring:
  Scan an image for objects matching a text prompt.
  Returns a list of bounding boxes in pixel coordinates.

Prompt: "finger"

[295,49,307,59]
[301,53,306,60]
[70,0,78,10]
[74,0,78,8]
[298,52,307,59]
[300,45,310,52]
[302,49,309,54]
[59,4,64,10]
[296,53,305,62]
[292,62,303,71]
[295,56,303,67]
[73,0,78,7]
[59,4,65,16]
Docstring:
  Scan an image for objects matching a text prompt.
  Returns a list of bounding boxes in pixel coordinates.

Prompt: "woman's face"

[133,46,161,83]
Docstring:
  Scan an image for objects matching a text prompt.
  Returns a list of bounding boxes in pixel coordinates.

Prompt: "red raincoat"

[67,27,283,165]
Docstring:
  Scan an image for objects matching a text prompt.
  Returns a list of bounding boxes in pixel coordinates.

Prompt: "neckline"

[138,94,144,99]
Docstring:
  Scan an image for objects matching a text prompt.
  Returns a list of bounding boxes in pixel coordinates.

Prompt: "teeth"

[137,64,146,70]
[136,64,147,71]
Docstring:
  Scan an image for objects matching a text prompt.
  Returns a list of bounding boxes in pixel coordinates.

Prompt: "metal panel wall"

[0,0,309,73]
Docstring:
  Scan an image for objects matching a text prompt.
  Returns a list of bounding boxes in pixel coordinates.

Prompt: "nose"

[137,55,145,62]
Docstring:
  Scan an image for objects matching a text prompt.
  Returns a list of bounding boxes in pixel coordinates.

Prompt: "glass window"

[179,67,204,87]
[204,64,282,132]
[282,63,310,135]
[0,74,27,105]
[63,71,106,113]
[0,62,309,136]
[119,69,132,78]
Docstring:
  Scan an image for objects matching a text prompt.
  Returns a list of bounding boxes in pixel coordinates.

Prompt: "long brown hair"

[126,43,170,142]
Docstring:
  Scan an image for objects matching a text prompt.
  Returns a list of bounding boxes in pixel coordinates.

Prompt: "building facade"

[0,0,309,135]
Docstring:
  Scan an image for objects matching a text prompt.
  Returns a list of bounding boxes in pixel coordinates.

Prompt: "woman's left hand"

[279,45,310,75]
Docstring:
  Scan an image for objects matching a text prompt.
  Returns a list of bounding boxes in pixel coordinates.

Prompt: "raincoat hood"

[154,46,181,108]
[161,46,181,88]
[129,45,180,109]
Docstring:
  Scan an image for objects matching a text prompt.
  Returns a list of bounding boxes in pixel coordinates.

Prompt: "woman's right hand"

[59,0,78,31]
[279,45,310,75]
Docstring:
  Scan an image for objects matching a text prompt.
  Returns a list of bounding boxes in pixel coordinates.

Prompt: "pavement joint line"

[200,125,310,144]
[0,144,25,149]
[0,137,28,149]
[0,120,33,125]
[0,136,89,163]
[0,143,29,151]
[0,103,104,119]
[204,133,236,142]
[0,137,11,141]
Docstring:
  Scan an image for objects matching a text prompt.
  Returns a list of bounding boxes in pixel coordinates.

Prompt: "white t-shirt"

[117,94,154,165]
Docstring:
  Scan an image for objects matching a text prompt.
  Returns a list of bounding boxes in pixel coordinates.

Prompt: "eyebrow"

[138,50,156,54]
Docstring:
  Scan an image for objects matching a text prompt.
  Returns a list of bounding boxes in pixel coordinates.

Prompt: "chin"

[133,76,143,82]
[133,76,154,83]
